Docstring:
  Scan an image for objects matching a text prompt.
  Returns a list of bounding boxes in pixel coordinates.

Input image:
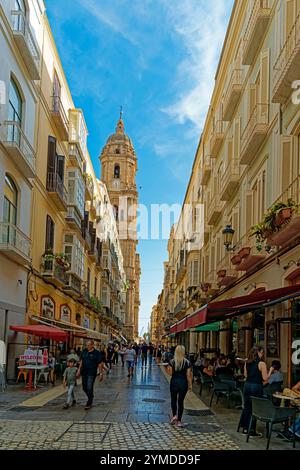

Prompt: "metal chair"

[246,396,297,450]
[199,371,213,396]
[209,376,236,408]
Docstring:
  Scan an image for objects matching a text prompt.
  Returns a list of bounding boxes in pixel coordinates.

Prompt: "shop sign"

[266,321,280,357]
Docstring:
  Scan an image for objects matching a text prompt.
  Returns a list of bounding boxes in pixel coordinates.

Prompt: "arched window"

[4,175,18,225]
[8,78,23,144]
[114,164,120,179]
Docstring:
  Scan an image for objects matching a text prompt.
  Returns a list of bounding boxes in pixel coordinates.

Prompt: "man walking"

[148,343,154,368]
[76,340,104,410]
[141,342,148,368]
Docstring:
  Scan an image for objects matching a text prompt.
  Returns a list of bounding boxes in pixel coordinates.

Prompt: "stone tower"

[100,113,140,340]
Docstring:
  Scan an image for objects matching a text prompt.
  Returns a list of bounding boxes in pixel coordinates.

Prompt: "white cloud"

[161,0,232,130]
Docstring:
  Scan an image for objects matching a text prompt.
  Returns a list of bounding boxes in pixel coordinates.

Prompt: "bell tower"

[100,111,140,340]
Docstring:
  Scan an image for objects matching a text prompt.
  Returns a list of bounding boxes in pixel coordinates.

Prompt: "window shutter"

[246,192,253,232]
[47,136,56,174]
[45,215,54,251]
[286,0,295,38]
[281,136,292,192]
[227,138,233,164]
[249,84,256,116]
[260,49,270,121]
[192,260,199,286]
[233,210,239,245]
[234,118,240,160]
[56,155,65,182]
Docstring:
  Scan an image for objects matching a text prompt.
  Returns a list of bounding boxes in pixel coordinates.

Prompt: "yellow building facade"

[0,1,129,377]
[156,0,300,386]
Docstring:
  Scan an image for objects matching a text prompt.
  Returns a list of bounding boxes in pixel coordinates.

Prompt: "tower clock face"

[112,179,120,190]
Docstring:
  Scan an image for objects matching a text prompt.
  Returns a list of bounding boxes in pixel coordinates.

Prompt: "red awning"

[170,284,300,335]
[10,324,68,342]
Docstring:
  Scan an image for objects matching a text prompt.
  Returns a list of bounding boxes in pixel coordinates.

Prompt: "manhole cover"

[133,385,160,390]
[142,398,166,403]
[185,409,214,416]
[185,423,220,433]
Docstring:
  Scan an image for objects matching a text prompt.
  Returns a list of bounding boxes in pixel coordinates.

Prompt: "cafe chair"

[246,396,297,450]
[16,361,29,384]
[209,376,235,408]
[199,371,213,396]
[263,382,283,400]
[37,369,50,384]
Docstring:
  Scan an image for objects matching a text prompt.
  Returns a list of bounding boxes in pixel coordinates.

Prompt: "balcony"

[233,234,266,272]
[11,10,40,80]
[68,143,84,171]
[240,104,269,165]
[88,200,97,220]
[174,299,186,317]
[272,12,300,104]
[51,96,69,141]
[84,174,94,201]
[88,242,97,262]
[220,160,240,201]
[63,273,82,297]
[69,110,87,160]
[210,120,225,158]
[41,257,66,287]
[242,1,272,66]
[1,121,36,178]
[65,207,82,232]
[176,263,187,284]
[81,224,92,251]
[223,69,243,121]
[79,287,91,306]
[0,222,31,265]
[46,172,68,211]
[201,156,214,185]
[266,176,300,248]
[207,195,222,226]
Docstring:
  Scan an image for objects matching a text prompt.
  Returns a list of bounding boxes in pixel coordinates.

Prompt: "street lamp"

[222,224,236,252]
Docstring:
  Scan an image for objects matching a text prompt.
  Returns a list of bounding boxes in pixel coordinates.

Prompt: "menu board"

[266,321,279,357]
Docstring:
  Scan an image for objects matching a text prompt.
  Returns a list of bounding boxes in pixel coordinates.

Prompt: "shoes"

[277,430,295,441]
[242,429,262,437]
[127,374,130,378]
[176,421,184,428]
[84,404,92,410]
[72,400,76,406]
[63,404,69,409]
[170,416,177,425]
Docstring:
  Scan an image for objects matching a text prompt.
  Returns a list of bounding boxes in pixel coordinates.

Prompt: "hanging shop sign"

[266,320,280,357]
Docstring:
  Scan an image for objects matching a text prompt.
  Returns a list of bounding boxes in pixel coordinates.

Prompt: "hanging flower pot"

[217,269,226,278]
[238,246,251,258]
[275,207,293,226]
[231,254,241,265]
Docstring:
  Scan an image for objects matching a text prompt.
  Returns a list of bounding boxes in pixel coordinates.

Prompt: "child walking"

[63,358,77,409]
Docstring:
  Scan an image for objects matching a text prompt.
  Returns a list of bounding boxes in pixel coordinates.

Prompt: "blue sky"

[46,0,234,337]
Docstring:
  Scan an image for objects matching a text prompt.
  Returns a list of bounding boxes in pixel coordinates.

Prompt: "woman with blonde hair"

[167,345,192,427]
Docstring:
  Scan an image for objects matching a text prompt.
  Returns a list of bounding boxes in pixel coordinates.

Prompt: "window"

[45,215,55,252]
[114,164,120,178]
[94,276,97,297]
[87,268,91,293]
[8,79,22,144]
[4,175,18,226]
[14,0,26,30]
[113,205,119,221]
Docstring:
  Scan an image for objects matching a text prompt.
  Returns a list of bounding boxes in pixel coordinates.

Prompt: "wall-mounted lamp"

[222,224,236,252]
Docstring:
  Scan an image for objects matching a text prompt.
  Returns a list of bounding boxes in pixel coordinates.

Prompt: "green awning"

[192,319,237,333]
[194,321,220,332]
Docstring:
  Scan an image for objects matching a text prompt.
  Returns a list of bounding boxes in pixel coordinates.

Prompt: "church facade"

[100,115,140,340]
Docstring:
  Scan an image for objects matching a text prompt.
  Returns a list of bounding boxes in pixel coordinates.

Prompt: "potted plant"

[275,198,297,226]
[231,254,241,265]
[238,246,251,258]
[42,249,55,270]
[55,253,70,270]
[217,269,226,278]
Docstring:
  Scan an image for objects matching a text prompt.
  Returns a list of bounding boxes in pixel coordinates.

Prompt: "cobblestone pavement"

[0,360,297,450]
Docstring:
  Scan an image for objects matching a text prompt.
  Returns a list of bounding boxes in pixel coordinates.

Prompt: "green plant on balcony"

[55,253,71,270]
[90,296,103,313]
[250,199,298,246]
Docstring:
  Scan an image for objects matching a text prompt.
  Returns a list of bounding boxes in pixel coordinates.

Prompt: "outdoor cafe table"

[273,393,300,408]
[18,364,47,390]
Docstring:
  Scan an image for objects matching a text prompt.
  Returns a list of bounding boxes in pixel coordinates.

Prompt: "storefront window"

[291,300,300,385]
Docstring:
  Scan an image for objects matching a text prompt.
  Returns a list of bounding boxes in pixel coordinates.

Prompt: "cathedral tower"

[100,112,140,340]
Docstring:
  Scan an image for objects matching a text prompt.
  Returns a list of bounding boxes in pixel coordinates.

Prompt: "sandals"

[170,416,177,425]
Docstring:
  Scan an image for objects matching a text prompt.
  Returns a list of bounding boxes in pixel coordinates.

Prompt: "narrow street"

[0,360,297,451]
